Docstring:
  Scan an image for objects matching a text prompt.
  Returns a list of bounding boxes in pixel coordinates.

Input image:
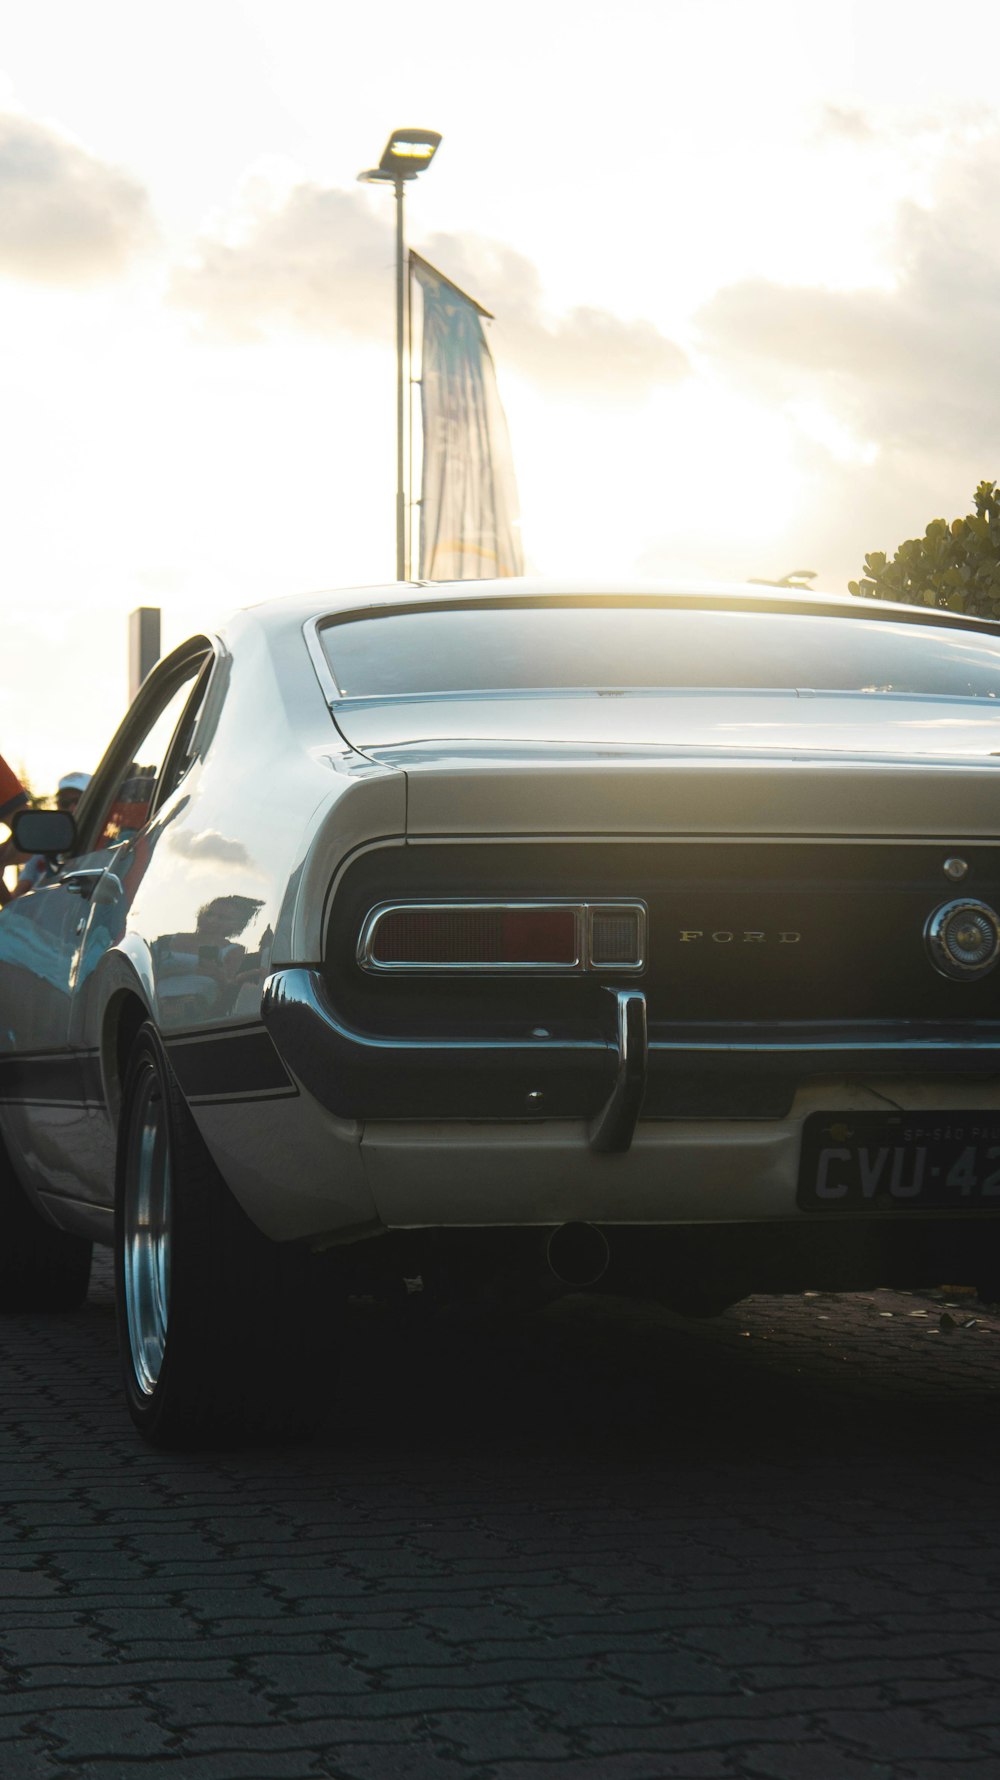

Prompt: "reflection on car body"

[2,578,1000,1446]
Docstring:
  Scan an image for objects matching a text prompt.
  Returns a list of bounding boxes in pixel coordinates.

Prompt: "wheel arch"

[101,987,152,1127]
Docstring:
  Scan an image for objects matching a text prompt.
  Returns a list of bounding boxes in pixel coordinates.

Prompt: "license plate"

[798,1111,1000,1210]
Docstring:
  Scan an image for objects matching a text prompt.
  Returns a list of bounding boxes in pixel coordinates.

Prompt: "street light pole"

[394,176,406,582]
[358,129,442,582]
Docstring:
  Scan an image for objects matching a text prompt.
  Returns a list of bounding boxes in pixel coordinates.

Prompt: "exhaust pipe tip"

[546,1221,610,1288]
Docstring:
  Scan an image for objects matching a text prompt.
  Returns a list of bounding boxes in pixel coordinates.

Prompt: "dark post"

[395,177,406,582]
[128,607,161,703]
[357,131,441,583]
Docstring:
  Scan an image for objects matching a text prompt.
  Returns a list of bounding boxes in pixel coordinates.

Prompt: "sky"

[3,0,1000,791]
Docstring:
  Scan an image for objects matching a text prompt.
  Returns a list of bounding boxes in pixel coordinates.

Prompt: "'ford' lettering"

[677,930,802,944]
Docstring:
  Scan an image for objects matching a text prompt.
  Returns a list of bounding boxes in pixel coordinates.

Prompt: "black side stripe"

[0,1051,103,1108]
[0,1026,296,1109]
[164,1025,297,1105]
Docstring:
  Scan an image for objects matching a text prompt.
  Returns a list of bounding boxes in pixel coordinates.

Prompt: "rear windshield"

[318,603,1000,700]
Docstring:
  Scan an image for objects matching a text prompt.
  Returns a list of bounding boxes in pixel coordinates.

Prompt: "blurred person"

[155,895,265,1020]
[0,753,28,907]
[55,771,89,814]
[12,771,90,898]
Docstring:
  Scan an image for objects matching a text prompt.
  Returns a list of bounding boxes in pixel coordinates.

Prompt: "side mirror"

[12,808,77,856]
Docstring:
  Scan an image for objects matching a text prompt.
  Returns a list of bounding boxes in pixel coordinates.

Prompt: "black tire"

[0,1133,91,1311]
[114,1022,326,1449]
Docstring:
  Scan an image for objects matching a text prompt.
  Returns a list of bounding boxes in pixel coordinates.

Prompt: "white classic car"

[3,579,1000,1445]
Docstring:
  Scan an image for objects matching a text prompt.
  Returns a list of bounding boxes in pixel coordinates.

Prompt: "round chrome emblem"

[925,899,1000,980]
[943,856,969,882]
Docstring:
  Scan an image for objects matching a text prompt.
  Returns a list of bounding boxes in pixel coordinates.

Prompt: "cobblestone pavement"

[2,1253,1000,1780]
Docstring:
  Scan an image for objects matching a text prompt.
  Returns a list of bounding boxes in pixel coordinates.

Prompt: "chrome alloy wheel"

[123,1065,172,1396]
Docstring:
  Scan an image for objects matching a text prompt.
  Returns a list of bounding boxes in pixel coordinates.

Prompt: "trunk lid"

[332,690,1000,839]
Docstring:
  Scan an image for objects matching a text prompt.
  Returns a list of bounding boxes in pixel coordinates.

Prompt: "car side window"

[86,656,211,855]
[152,654,215,816]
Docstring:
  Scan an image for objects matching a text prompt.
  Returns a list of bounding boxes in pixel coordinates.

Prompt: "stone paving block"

[281,1676,581,1719]
[376,1706,577,1762]
[680,1622,865,1668]
[49,1755,327,1780]
[905,1764,1000,1780]
[324,1674,522,1713]
[174,1596,305,1626]
[0,1734,60,1780]
[0,1685,140,1720]
[6,1659,238,1691]
[313,1609,443,1634]
[336,1628,467,1670]
[244,1653,372,1694]
[816,1703,995,1759]
[123,1632,329,1663]
[91,1609,205,1646]
[486,1755,734,1779]
[173,1720,413,1757]
[740,1654,962,1692]
[40,1703,175,1762]
[605,1650,737,1695]
[582,1713,815,1755]
[416,1632,669,1671]
[484,1583,603,1616]
[113,1534,225,1565]
[518,1674,671,1726]
[868,1608,1000,1637]
[943,1649,1000,1684]
[739,1740,899,1779]
[965,1721,1000,1749]
[141,1678,283,1729]
[888,1673,993,1707]
[326,1748,484,1780]
[1,1626,112,1667]
[45,1553,152,1584]
[921,1692,1000,1728]
[270,1710,460,1745]
[0,1572,63,1599]
[665,1684,889,1720]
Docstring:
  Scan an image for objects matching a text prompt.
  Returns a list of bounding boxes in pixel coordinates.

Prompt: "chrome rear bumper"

[261,969,1000,1148]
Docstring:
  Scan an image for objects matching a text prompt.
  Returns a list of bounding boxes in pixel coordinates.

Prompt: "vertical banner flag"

[411,252,524,580]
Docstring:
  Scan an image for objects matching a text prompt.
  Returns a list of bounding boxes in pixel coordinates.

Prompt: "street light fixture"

[359,128,442,581]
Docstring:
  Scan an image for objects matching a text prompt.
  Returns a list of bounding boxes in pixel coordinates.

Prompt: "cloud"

[172,180,391,343]
[169,828,251,867]
[697,130,1000,460]
[0,113,153,285]
[420,231,688,397]
[172,177,688,396]
[818,104,878,144]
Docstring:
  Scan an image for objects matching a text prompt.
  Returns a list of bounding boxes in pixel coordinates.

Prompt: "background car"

[3,579,1000,1446]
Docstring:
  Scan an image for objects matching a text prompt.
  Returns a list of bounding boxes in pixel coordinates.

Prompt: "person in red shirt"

[0,754,28,908]
[12,771,90,897]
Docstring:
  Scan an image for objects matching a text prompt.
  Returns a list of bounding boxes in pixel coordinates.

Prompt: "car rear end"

[264,589,1000,1308]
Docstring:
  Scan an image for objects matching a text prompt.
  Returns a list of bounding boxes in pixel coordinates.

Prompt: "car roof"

[239,576,1000,641]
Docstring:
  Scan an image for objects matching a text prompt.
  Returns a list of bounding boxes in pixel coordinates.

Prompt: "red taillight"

[367,905,578,967]
[358,902,645,973]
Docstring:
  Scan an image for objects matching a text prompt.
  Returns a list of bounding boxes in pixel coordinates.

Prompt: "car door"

[0,642,213,1211]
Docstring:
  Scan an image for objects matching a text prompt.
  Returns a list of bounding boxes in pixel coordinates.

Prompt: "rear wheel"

[115,1022,326,1448]
[0,1135,91,1311]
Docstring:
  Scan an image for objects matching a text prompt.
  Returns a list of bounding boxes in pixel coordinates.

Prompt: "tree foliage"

[849,480,1000,618]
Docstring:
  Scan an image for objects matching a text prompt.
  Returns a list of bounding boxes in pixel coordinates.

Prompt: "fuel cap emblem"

[925,898,1000,979]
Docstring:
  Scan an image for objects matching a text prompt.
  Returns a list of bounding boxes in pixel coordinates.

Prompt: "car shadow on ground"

[320,1286,1000,1469]
[62,1252,1000,1474]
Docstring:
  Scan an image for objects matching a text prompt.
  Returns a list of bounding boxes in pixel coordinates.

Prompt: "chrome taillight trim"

[357,900,647,974]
